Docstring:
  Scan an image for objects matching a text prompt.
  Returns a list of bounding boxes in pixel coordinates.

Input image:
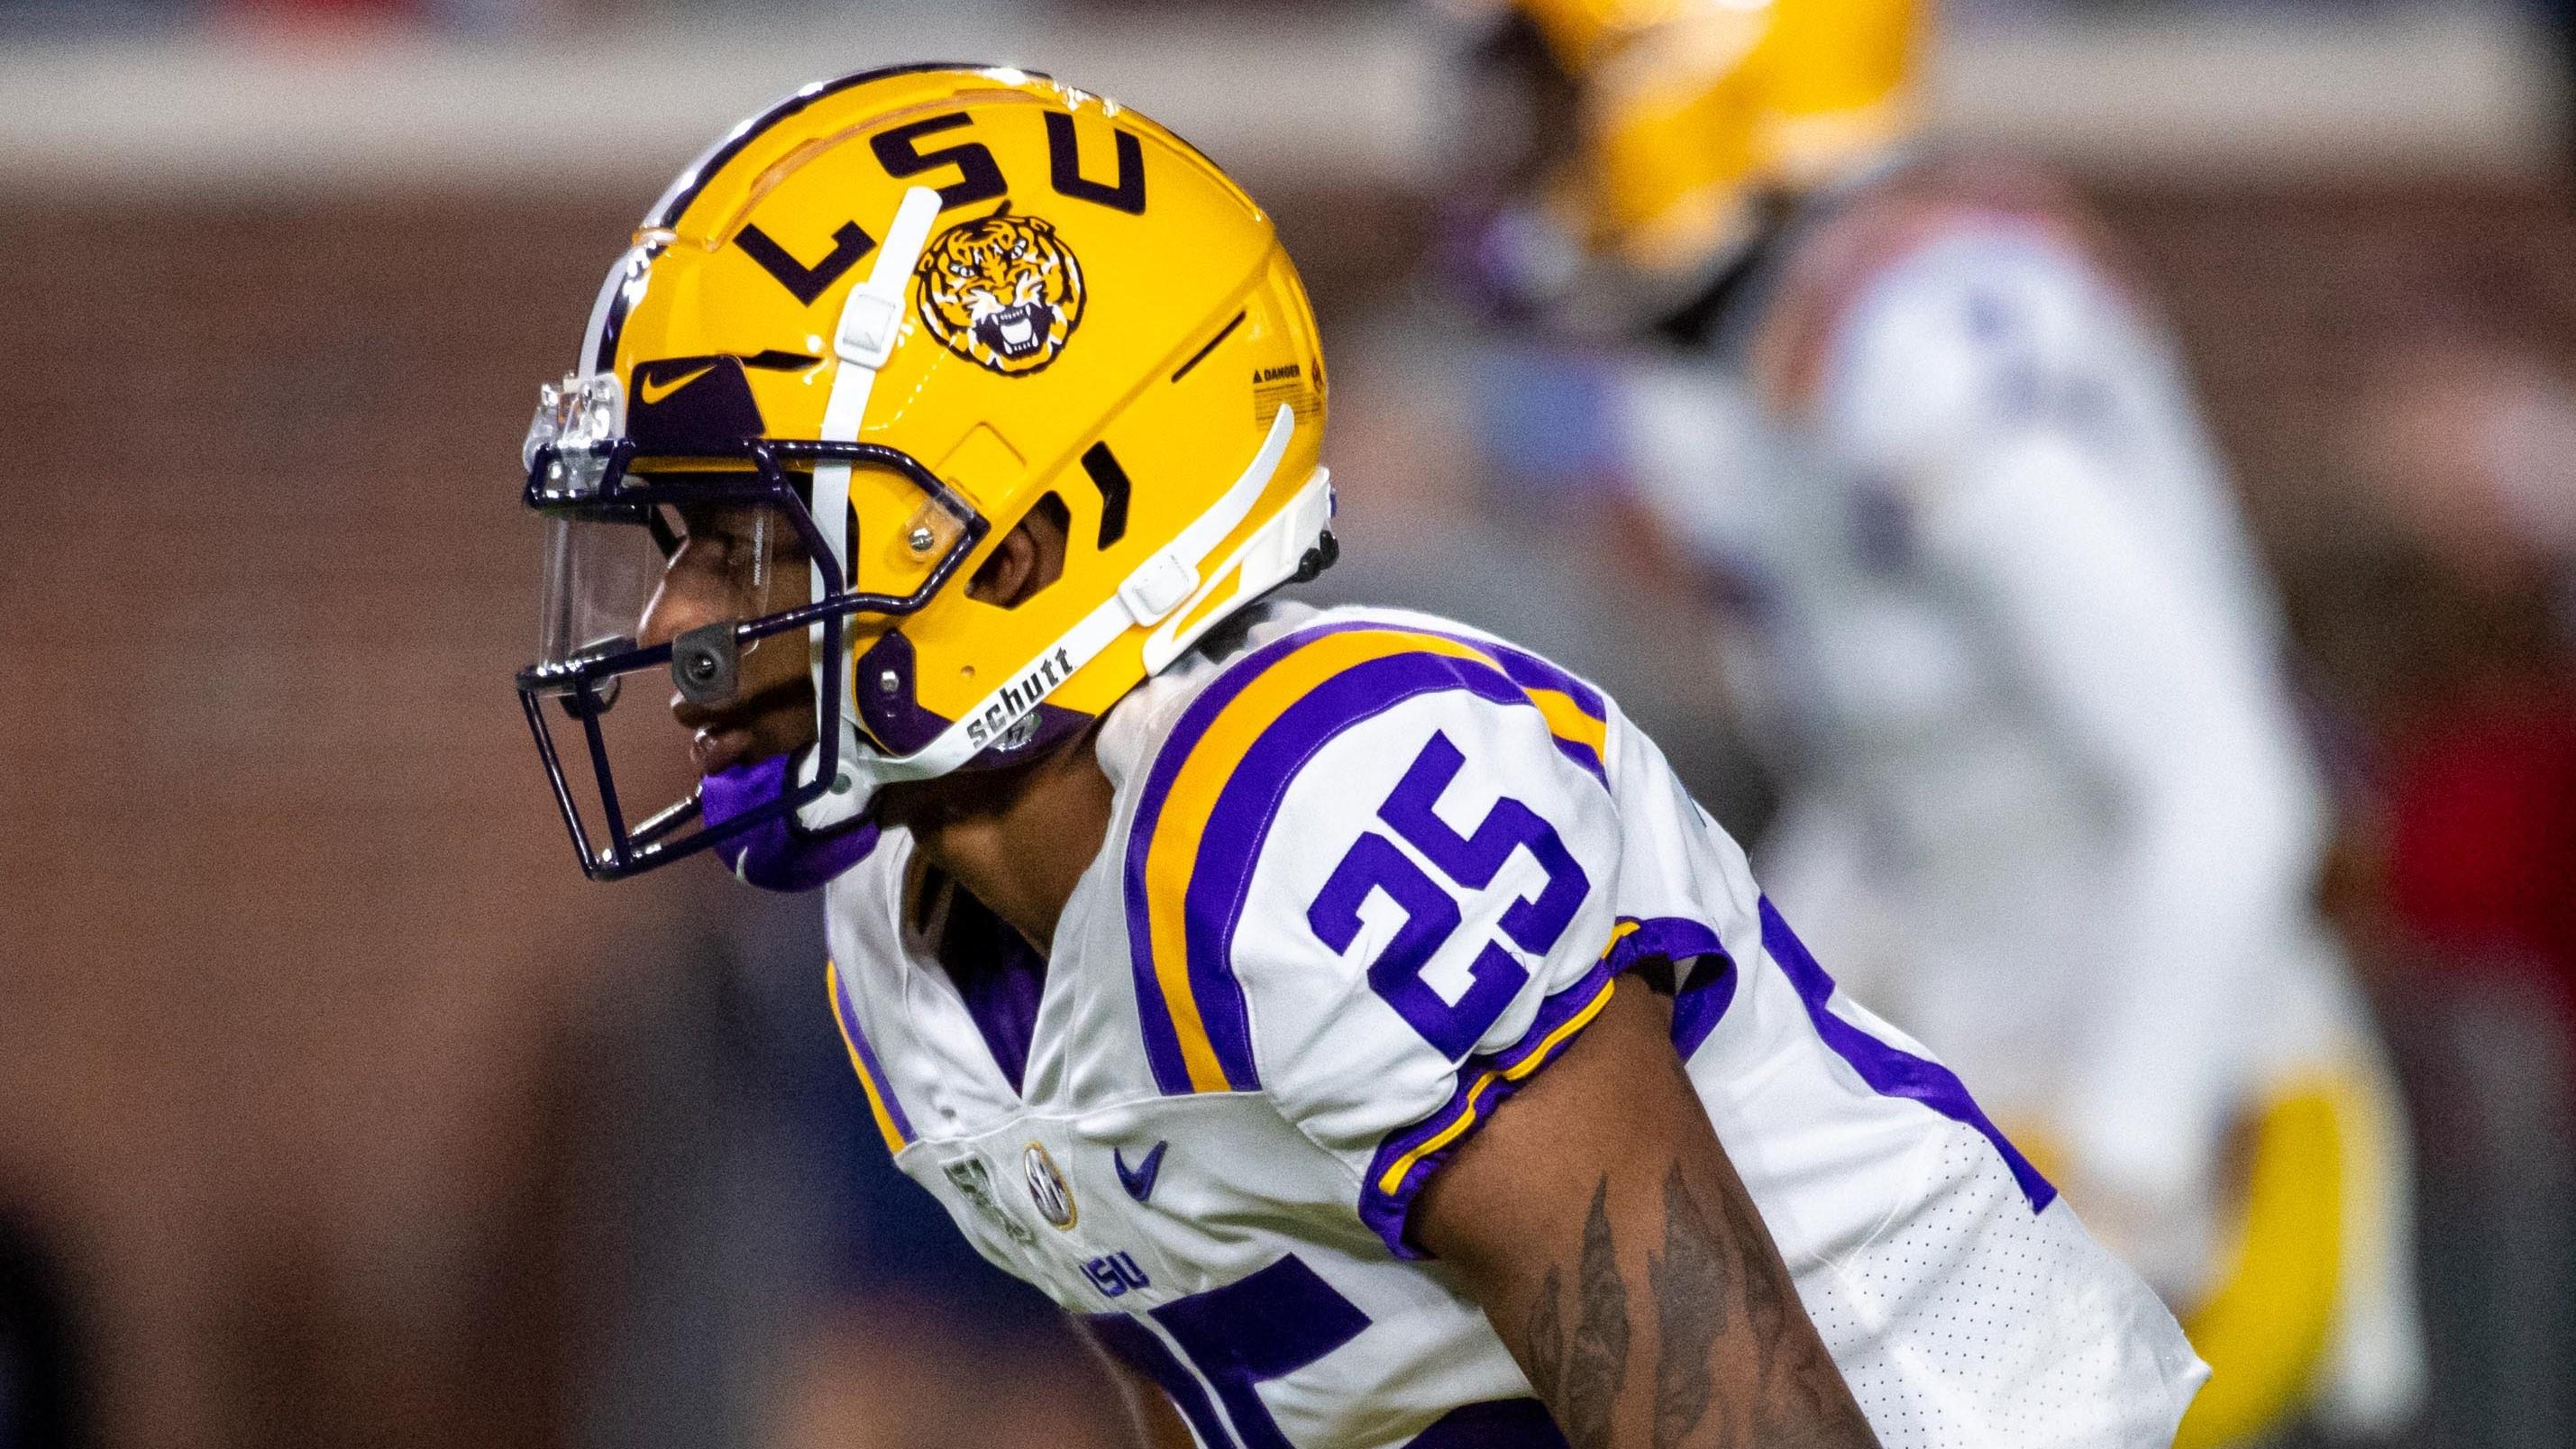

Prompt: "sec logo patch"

[1023,1141,1077,1230]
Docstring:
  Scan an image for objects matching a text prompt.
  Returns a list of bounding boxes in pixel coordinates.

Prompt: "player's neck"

[878,728,1113,955]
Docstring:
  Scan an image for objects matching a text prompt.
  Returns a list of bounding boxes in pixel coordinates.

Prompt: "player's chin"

[688,682,818,778]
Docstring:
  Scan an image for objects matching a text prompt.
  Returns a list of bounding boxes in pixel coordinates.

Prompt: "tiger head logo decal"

[915,214,1086,376]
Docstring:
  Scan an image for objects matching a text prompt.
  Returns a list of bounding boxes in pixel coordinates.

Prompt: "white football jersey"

[819,600,2203,1449]
[1609,191,2423,1428]
[1615,217,2362,1203]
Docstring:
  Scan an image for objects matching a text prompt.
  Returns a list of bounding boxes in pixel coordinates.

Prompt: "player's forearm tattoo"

[1526,1169,1872,1449]
[1526,1176,1633,1449]
[1526,1265,1567,1404]
[1649,1162,1723,1449]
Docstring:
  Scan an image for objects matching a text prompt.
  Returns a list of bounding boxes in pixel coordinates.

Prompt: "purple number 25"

[1305,731,1590,1058]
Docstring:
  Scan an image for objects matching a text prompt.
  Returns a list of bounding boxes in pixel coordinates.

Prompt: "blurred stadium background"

[3,1,2573,1446]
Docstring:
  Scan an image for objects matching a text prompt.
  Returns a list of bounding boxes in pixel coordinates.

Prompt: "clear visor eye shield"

[515,371,989,881]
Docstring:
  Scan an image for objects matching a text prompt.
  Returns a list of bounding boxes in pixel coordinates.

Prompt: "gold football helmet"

[1460,0,1925,318]
[517,65,1332,879]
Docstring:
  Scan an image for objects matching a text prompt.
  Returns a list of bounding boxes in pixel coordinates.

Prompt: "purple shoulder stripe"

[1120,624,1326,1095]
[1181,650,1533,1082]
[1759,897,2057,1213]
[1434,630,1607,718]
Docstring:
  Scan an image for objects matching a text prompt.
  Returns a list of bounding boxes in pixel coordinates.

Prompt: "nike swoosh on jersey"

[1113,1141,1167,1202]
[638,363,718,405]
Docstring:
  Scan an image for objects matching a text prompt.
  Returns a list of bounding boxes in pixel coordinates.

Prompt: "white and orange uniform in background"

[1603,171,2425,1443]
[823,601,2202,1449]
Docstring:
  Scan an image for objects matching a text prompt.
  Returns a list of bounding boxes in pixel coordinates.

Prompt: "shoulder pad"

[1119,620,1615,1097]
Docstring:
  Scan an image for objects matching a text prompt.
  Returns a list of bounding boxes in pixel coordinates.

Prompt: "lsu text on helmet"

[1457,0,1926,322]
[516,64,1334,880]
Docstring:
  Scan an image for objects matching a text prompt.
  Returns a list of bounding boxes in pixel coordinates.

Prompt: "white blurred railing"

[0,2,2561,196]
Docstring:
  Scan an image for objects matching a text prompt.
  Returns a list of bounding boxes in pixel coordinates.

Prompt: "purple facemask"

[699,753,881,892]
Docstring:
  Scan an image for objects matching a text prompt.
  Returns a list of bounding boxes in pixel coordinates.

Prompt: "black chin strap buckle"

[671,622,742,705]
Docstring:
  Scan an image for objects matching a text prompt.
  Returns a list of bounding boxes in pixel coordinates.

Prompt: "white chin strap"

[791,186,941,831]
[808,183,945,654]
[796,403,1329,832]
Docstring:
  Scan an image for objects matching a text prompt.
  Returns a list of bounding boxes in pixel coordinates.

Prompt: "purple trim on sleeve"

[1121,622,1613,1097]
[1358,961,1619,1259]
[1759,896,2056,1212]
[830,964,914,1143]
[1605,916,1738,1058]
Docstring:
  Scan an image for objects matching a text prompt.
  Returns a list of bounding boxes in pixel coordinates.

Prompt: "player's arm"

[1216,657,1874,1449]
[1413,979,1879,1449]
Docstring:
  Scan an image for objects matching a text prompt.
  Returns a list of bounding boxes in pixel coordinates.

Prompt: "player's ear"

[968,493,1071,608]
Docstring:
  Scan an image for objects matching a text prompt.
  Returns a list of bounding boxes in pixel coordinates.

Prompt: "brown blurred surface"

[2092,180,2576,711]
[0,191,656,1449]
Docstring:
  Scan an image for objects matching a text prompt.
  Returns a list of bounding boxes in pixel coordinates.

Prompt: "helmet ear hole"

[967,492,1072,608]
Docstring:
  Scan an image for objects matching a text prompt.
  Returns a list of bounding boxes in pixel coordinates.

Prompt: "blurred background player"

[1439,1,2426,1444]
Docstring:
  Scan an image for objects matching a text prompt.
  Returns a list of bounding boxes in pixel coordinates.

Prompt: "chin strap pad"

[702,752,882,892]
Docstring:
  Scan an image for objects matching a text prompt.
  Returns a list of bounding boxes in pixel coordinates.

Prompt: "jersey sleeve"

[1120,627,1628,1258]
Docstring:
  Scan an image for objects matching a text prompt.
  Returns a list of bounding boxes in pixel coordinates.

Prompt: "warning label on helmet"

[1253,360,1321,426]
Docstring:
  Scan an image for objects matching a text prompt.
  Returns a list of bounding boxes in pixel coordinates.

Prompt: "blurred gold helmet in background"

[1461,0,1926,313]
